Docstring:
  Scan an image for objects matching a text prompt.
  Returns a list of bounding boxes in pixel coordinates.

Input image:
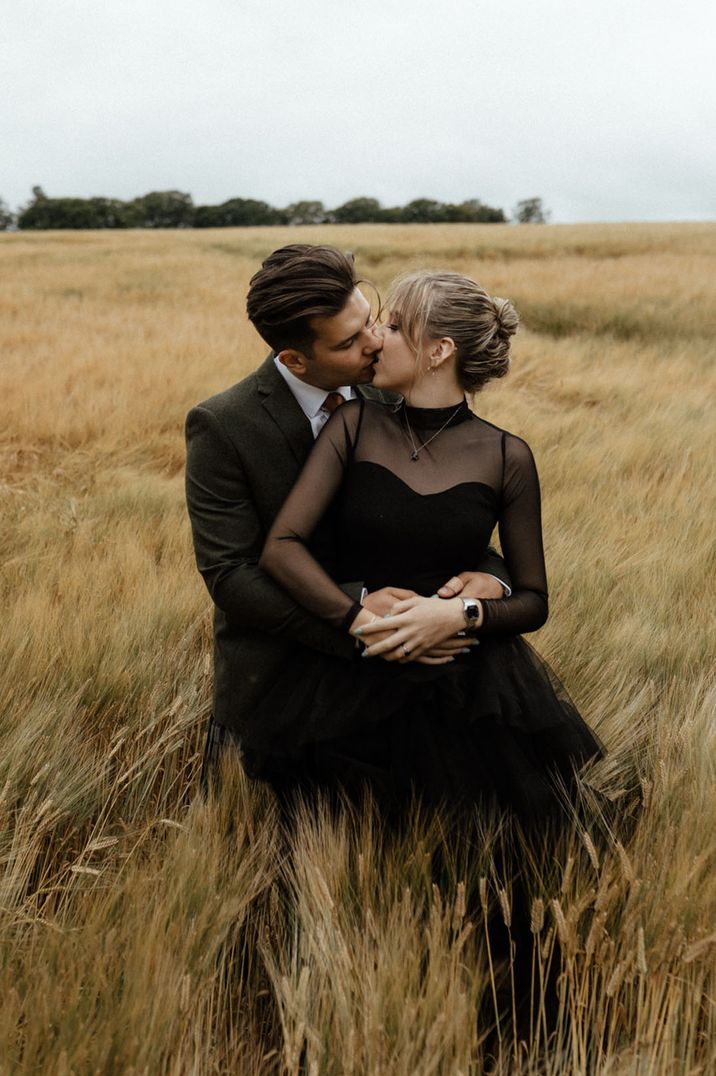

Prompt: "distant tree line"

[0,187,549,230]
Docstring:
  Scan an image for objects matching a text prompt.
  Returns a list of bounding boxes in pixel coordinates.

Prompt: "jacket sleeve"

[185,404,355,659]
[474,546,511,591]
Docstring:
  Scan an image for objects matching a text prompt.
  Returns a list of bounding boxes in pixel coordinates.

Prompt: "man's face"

[279,288,382,391]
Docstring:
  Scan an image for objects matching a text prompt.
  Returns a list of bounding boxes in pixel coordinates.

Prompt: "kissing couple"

[185,244,603,817]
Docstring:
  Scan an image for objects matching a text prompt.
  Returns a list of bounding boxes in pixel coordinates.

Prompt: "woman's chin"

[371,365,399,392]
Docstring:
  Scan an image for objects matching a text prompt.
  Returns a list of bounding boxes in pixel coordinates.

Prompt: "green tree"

[19,196,95,229]
[283,200,327,225]
[443,199,506,223]
[331,197,384,224]
[0,198,14,230]
[88,198,138,227]
[194,198,281,227]
[513,197,550,224]
[17,187,52,229]
[18,192,137,229]
[379,205,404,223]
[131,190,195,228]
[400,199,448,223]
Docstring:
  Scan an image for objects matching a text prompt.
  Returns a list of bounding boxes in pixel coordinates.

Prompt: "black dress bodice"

[261,397,548,635]
[336,461,498,596]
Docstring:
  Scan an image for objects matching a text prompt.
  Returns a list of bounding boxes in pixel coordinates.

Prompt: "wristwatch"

[461,597,481,633]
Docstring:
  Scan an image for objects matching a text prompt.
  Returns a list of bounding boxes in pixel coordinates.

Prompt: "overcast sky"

[3,0,715,222]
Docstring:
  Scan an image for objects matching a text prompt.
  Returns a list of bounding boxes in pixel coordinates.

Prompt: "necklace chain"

[402,402,464,461]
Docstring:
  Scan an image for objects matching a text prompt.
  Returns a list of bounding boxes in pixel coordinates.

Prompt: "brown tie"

[321,391,346,415]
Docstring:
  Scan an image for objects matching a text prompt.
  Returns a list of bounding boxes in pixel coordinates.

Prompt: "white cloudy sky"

[3,0,715,222]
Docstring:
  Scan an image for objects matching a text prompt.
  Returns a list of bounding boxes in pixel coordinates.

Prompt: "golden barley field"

[1,222,715,1075]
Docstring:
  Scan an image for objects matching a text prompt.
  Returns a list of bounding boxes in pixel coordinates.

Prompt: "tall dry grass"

[1,222,714,1074]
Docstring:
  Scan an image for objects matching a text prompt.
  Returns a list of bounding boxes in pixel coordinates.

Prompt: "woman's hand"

[348,605,401,651]
[355,596,478,662]
[361,586,469,663]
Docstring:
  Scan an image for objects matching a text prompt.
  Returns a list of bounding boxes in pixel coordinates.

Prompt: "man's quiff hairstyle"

[246,244,357,353]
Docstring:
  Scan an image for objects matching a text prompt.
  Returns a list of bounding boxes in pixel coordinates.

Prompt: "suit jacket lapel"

[255,354,315,466]
[254,355,400,468]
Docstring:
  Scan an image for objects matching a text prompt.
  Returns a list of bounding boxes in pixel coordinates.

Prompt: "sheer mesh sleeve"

[478,434,549,635]
[259,399,364,632]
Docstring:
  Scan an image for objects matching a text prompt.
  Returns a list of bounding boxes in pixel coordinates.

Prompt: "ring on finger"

[402,644,411,656]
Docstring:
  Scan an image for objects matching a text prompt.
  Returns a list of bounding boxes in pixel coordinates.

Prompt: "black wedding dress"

[256,397,604,818]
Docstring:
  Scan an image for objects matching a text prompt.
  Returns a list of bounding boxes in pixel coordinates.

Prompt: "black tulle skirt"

[243,636,604,819]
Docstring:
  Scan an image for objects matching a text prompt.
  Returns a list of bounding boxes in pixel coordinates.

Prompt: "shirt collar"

[273,355,355,418]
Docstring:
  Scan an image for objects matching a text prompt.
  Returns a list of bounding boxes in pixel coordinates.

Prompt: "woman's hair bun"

[491,297,519,340]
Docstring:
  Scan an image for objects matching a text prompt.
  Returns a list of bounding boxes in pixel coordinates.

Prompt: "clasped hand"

[355,595,471,664]
[353,572,497,664]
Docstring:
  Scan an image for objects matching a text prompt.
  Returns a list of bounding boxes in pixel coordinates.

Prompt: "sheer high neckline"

[399,397,471,431]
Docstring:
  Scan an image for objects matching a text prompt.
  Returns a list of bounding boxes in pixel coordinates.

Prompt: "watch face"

[463,598,479,622]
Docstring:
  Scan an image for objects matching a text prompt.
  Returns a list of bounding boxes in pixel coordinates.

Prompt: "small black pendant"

[410,451,419,461]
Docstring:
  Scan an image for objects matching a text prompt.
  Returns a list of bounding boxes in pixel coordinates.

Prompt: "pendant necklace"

[402,401,464,461]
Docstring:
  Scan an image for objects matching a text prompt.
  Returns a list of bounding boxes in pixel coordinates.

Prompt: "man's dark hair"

[246,244,357,353]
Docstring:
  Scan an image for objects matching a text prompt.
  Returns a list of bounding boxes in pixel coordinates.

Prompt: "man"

[185,244,510,791]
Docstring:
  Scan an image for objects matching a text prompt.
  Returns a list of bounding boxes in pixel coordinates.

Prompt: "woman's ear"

[277,348,310,377]
[428,337,456,371]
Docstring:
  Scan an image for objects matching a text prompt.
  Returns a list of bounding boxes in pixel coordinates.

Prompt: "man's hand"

[362,586,417,617]
[349,602,407,653]
[436,571,506,601]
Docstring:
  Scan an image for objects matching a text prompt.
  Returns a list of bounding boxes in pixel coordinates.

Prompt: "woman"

[258,271,603,818]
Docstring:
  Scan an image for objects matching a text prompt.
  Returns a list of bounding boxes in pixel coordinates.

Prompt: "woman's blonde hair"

[384,270,519,392]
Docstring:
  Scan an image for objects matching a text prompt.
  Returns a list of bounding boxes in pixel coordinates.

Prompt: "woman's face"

[373,315,420,394]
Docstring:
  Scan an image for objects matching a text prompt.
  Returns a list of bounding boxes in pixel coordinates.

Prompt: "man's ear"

[277,348,310,378]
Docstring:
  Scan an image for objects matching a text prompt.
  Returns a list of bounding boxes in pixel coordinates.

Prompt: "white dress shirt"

[274,356,356,439]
